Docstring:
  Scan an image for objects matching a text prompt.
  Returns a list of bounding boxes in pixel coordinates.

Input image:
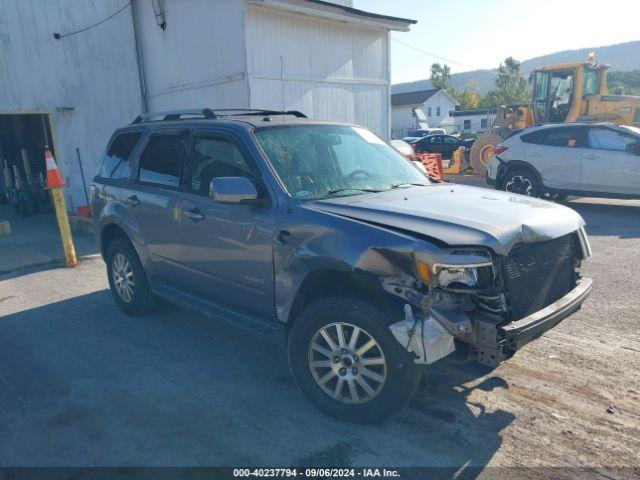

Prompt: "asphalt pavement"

[0,184,639,477]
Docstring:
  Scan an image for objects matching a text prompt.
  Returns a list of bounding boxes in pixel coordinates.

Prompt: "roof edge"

[303,0,417,25]
[248,0,417,31]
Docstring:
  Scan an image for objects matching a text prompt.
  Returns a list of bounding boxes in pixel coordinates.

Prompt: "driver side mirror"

[209,177,262,205]
[626,141,640,156]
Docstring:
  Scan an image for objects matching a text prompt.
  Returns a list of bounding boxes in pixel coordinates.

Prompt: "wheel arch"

[100,223,131,260]
[286,268,405,328]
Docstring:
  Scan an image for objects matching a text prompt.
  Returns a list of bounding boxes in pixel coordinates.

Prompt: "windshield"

[254,125,430,200]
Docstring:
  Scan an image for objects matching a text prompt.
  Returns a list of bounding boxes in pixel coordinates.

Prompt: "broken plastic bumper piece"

[391,277,592,367]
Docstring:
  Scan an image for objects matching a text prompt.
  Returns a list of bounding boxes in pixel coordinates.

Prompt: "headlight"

[433,264,491,288]
[414,253,493,289]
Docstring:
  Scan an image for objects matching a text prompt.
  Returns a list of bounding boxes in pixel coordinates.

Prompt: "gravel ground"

[0,183,638,479]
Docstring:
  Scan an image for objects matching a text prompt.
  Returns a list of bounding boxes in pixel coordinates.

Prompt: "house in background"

[450,108,497,134]
[391,89,459,138]
[1,0,415,212]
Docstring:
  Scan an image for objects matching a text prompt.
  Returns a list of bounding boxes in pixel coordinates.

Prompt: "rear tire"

[288,298,420,423]
[470,131,504,175]
[106,237,155,316]
[500,167,541,197]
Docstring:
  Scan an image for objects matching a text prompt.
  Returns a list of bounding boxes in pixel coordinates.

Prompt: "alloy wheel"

[505,175,533,196]
[112,253,135,303]
[308,322,387,404]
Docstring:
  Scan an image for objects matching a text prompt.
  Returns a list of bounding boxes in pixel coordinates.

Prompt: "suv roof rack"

[131,108,307,124]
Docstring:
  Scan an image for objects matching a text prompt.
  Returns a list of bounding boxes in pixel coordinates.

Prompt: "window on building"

[463,120,471,130]
[437,107,441,116]
[481,118,488,129]
[100,131,142,179]
[189,136,255,194]
[427,107,432,117]
[138,133,186,187]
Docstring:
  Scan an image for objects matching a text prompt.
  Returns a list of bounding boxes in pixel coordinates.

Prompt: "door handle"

[184,207,205,222]
[125,195,140,207]
[586,154,598,160]
[276,230,290,244]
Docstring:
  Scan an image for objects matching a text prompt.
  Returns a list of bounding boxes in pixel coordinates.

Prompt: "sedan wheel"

[308,322,387,405]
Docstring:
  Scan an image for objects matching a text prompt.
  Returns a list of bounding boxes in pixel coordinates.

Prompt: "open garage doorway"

[0,113,55,217]
[0,113,97,274]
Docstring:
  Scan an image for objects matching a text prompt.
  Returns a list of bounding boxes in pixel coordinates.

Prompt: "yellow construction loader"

[470,57,640,174]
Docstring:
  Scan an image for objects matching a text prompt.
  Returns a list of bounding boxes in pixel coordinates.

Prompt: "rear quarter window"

[100,131,143,179]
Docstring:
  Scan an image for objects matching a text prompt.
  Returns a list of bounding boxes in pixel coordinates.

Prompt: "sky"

[353,0,640,85]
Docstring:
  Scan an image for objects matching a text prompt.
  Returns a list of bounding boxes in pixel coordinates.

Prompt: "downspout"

[131,0,149,113]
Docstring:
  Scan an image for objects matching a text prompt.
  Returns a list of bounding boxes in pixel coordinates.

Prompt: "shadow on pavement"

[0,290,514,472]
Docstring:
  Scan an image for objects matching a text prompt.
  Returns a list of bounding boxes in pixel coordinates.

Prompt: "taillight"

[494,145,508,155]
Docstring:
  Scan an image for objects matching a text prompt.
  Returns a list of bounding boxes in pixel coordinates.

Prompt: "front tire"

[500,167,541,197]
[288,298,420,423]
[106,237,155,316]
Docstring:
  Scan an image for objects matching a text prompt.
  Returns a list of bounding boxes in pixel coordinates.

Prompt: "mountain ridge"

[392,40,640,95]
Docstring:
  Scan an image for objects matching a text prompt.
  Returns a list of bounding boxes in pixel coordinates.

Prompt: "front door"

[582,127,640,195]
[178,130,276,316]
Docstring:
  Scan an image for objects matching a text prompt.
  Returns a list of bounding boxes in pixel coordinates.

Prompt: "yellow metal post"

[50,187,77,267]
[45,147,77,267]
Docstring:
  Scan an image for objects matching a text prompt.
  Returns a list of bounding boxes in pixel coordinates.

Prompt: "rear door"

[178,128,276,317]
[126,128,189,280]
[582,126,640,195]
[522,126,584,190]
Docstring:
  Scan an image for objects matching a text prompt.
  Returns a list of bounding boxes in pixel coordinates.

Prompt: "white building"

[391,89,458,138]
[1,0,415,211]
[450,108,497,134]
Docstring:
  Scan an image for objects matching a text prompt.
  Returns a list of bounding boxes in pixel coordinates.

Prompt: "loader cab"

[531,63,607,124]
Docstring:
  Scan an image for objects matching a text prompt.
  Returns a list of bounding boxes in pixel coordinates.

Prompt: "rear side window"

[521,127,584,148]
[587,128,637,152]
[138,133,186,188]
[100,131,142,179]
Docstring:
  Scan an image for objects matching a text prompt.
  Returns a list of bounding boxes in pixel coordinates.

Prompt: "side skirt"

[152,282,286,347]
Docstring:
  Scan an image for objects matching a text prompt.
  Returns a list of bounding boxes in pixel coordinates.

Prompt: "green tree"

[454,78,481,110]
[607,70,640,95]
[481,57,531,107]
[430,63,452,91]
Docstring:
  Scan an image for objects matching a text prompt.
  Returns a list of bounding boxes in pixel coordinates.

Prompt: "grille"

[502,234,577,320]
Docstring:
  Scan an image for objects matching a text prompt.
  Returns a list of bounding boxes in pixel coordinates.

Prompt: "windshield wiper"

[326,187,384,195]
[389,182,430,189]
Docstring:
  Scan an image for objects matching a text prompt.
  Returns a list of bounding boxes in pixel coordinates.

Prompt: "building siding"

[245,5,390,138]
[0,0,142,208]
[133,0,249,111]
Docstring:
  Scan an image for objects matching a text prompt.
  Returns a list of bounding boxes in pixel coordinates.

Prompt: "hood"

[306,184,585,255]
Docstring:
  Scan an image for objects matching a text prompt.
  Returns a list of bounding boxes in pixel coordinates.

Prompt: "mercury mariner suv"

[92,109,592,423]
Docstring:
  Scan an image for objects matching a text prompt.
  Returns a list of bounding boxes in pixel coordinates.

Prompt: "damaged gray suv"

[92,109,592,423]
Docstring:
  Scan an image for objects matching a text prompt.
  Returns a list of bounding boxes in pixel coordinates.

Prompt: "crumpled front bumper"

[391,278,593,368]
[500,277,592,350]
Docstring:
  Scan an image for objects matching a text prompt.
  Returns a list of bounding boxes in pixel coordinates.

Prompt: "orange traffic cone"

[45,148,65,188]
